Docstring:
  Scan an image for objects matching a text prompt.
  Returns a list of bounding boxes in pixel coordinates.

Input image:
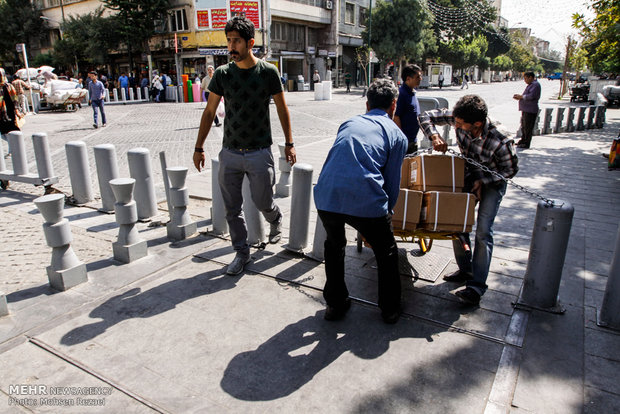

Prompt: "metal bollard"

[32,133,55,181]
[34,193,88,291]
[595,106,605,128]
[517,200,574,312]
[178,85,184,103]
[586,106,595,129]
[566,107,576,132]
[284,163,313,253]
[110,178,147,263]
[127,148,158,221]
[211,158,228,235]
[275,143,292,197]
[554,107,565,133]
[7,131,29,176]
[576,107,586,131]
[242,175,265,245]
[598,223,620,330]
[94,144,120,213]
[166,167,197,241]
[307,215,327,262]
[66,141,93,204]
[0,291,7,317]
[542,108,553,134]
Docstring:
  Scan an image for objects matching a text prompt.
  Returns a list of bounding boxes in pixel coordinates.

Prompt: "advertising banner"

[195,0,261,30]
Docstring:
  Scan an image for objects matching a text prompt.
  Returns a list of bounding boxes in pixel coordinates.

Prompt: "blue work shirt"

[395,83,420,144]
[88,80,106,101]
[314,109,408,217]
[118,75,129,88]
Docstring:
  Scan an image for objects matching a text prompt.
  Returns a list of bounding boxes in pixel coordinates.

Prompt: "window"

[272,22,284,40]
[169,9,188,32]
[359,7,368,27]
[345,3,355,25]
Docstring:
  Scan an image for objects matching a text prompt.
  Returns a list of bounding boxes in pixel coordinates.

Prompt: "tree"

[506,30,538,72]
[490,55,513,72]
[0,0,45,68]
[572,0,620,74]
[439,34,488,71]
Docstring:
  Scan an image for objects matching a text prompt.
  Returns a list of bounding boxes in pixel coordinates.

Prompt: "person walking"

[461,73,469,89]
[344,71,352,92]
[313,78,407,324]
[438,72,444,89]
[193,16,296,275]
[200,65,220,126]
[393,64,422,154]
[87,71,107,128]
[419,95,519,306]
[312,70,321,90]
[152,74,164,102]
[1,68,24,158]
[513,71,541,149]
[118,72,129,99]
[11,74,30,115]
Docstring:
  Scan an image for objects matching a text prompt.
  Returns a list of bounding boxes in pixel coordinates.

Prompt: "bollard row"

[0,131,59,187]
[537,105,606,136]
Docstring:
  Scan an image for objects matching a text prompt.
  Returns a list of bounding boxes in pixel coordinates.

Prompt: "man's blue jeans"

[91,99,106,125]
[452,181,507,296]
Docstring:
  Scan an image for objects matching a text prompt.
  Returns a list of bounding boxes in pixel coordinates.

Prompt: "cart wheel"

[417,237,433,254]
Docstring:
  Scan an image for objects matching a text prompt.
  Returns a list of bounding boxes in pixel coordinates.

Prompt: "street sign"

[16,43,25,53]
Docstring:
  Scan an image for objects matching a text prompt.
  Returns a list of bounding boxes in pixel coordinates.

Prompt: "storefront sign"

[328,51,336,57]
[195,0,261,30]
[318,49,328,56]
[229,1,260,28]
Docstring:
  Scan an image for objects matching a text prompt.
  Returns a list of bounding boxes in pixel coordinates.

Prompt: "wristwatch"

[285,142,294,147]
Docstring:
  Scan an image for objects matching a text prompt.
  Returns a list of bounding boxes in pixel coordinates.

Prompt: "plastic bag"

[216,98,225,119]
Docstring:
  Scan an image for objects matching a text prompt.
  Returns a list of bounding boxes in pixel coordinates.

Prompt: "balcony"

[271,0,332,24]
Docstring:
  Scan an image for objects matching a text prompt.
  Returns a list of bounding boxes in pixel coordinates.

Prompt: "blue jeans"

[91,99,106,125]
[452,181,506,295]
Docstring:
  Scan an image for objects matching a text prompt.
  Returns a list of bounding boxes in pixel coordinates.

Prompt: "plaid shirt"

[419,109,519,185]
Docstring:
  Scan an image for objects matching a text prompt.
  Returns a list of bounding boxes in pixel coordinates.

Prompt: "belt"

[224,146,270,153]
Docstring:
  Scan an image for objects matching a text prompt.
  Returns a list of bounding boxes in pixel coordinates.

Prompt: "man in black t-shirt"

[193,16,297,275]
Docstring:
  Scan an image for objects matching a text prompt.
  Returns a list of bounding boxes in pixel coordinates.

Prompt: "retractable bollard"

[0,292,8,317]
[284,163,313,253]
[7,131,28,176]
[542,108,553,134]
[211,158,228,235]
[307,215,327,262]
[595,106,605,128]
[94,144,120,213]
[34,194,88,291]
[32,133,55,182]
[166,167,197,241]
[275,143,292,197]
[566,107,576,132]
[517,200,574,313]
[576,107,586,131]
[314,83,323,101]
[598,223,620,330]
[554,107,565,133]
[242,175,265,245]
[586,106,596,129]
[110,178,147,263]
[65,141,93,204]
[533,109,541,135]
[127,148,158,221]
[113,88,119,102]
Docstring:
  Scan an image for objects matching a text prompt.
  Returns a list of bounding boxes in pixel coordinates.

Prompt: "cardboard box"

[401,154,465,192]
[420,191,476,232]
[392,189,423,232]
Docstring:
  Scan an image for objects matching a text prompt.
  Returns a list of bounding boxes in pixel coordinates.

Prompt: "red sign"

[229,1,260,29]
[197,10,209,28]
[211,8,228,29]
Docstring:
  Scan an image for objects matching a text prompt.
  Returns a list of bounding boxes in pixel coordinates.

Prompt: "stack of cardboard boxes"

[393,154,476,233]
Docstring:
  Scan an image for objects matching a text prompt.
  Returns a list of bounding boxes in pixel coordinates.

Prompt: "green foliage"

[485,27,511,59]
[439,34,488,70]
[31,52,55,68]
[490,55,513,71]
[572,0,620,73]
[0,0,45,66]
[506,30,538,72]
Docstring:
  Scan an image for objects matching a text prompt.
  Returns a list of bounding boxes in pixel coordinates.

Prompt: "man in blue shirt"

[87,71,106,128]
[394,64,422,154]
[314,78,408,324]
[118,72,129,99]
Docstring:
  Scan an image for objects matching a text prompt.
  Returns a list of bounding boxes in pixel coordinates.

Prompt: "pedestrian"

[513,71,541,149]
[87,71,107,128]
[128,72,136,89]
[313,78,407,324]
[200,65,220,126]
[11,74,30,115]
[461,74,469,89]
[118,72,129,99]
[393,64,422,154]
[438,72,444,89]
[419,95,518,305]
[1,67,24,157]
[140,74,149,97]
[344,71,352,92]
[152,74,163,102]
[193,16,296,275]
[160,73,168,102]
[313,70,320,90]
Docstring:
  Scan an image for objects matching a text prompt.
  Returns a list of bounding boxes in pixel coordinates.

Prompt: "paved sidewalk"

[0,87,619,413]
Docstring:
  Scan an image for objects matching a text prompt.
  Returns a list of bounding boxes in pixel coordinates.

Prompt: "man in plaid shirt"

[418,95,519,305]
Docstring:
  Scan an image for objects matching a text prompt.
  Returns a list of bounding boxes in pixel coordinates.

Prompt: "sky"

[500,0,594,53]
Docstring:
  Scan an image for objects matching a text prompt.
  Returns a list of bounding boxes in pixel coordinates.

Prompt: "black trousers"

[520,111,537,147]
[318,210,401,315]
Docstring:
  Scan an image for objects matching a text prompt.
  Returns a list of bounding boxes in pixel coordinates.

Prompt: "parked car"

[547,72,562,80]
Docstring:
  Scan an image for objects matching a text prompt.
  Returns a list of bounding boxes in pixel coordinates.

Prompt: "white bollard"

[32,92,41,113]
[110,178,147,263]
[7,131,29,176]
[32,133,55,181]
[94,144,120,213]
[314,83,324,101]
[211,158,228,235]
[275,143,292,197]
[322,81,332,100]
[65,141,93,204]
[113,88,119,102]
[242,176,264,245]
[284,163,313,253]
[129,88,134,101]
[104,89,110,103]
[598,223,620,330]
[127,148,158,221]
[136,87,142,101]
[166,167,197,241]
[121,88,127,101]
[34,193,88,291]
[307,215,327,262]
[0,141,6,173]
[0,291,7,317]
[143,87,149,101]
[554,107,565,133]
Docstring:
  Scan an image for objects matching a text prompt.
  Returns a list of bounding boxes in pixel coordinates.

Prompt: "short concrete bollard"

[595,106,605,128]
[275,143,292,197]
[533,109,541,135]
[542,108,553,135]
[32,133,55,182]
[66,141,93,204]
[0,292,8,317]
[121,88,127,102]
[32,92,41,113]
[104,89,110,103]
[166,167,197,241]
[0,132,59,187]
[284,163,313,253]
[136,87,142,101]
[34,193,88,291]
[8,131,29,176]
[322,81,332,100]
[129,88,134,101]
[566,107,576,132]
[518,200,574,312]
[576,107,586,131]
[242,175,265,245]
[127,148,158,221]
[94,144,120,213]
[598,222,620,330]
[554,107,565,133]
[110,178,147,263]
[143,87,149,101]
[586,106,596,129]
[113,89,119,102]
[211,158,228,235]
[307,215,327,262]
[314,83,323,101]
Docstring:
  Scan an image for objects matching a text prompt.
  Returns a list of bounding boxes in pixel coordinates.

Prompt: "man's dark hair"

[88,71,97,76]
[524,71,535,78]
[367,78,398,110]
[401,64,421,82]
[225,16,255,42]
[452,95,488,124]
